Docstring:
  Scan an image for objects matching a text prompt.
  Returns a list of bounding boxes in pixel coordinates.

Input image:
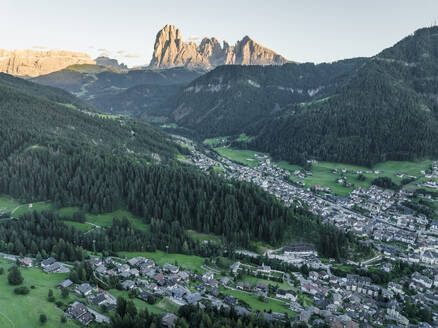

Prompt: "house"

[121,280,135,290]
[138,291,153,302]
[58,279,73,289]
[309,271,319,281]
[237,282,251,291]
[76,283,93,296]
[89,258,102,267]
[95,265,107,275]
[44,262,62,274]
[163,264,179,274]
[162,313,178,327]
[276,289,296,301]
[202,271,214,282]
[19,257,33,267]
[257,263,271,273]
[231,262,240,274]
[184,292,202,305]
[179,271,190,281]
[41,257,56,268]
[224,295,237,306]
[388,282,404,295]
[65,302,94,326]
[90,294,107,306]
[412,272,433,289]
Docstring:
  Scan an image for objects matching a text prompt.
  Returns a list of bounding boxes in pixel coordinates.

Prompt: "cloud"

[32,45,47,50]
[88,45,95,49]
[187,36,201,43]
[98,48,109,52]
[117,50,126,54]
[124,53,140,58]
[99,52,110,57]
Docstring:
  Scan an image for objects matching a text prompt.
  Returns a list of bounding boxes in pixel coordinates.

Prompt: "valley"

[2,8,438,328]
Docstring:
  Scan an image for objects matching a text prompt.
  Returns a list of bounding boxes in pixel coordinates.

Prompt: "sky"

[2,0,438,68]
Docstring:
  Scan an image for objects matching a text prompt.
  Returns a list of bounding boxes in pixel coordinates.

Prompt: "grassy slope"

[214,148,268,168]
[220,287,296,317]
[119,251,205,273]
[0,258,79,328]
[0,198,149,233]
[283,160,433,196]
[212,145,434,196]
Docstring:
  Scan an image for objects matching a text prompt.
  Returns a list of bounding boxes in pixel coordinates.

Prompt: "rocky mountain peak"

[0,49,95,77]
[149,25,289,69]
[95,56,127,70]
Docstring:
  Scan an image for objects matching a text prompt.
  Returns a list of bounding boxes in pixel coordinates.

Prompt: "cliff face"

[0,49,95,77]
[149,25,288,69]
[95,56,128,70]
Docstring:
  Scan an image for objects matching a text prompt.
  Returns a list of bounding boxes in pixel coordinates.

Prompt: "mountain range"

[0,49,95,77]
[149,24,289,69]
[5,25,438,166]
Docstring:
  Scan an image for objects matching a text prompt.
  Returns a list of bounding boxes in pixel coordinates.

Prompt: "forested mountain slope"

[0,74,351,257]
[0,72,96,113]
[161,58,366,136]
[0,74,179,162]
[249,26,438,166]
[91,83,184,118]
[32,65,204,116]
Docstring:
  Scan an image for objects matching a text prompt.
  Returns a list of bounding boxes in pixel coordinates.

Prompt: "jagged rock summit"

[149,24,289,69]
[95,56,128,70]
[0,49,95,77]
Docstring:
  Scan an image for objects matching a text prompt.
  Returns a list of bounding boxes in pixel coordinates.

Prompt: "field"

[186,230,222,244]
[0,258,79,328]
[118,251,205,272]
[203,136,229,146]
[284,160,434,196]
[0,197,149,233]
[12,201,53,218]
[109,289,179,314]
[220,287,296,317]
[214,148,268,167]
[239,275,291,291]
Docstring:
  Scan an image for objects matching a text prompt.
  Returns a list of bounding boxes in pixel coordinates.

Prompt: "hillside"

[0,72,96,113]
[32,65,203,116]
[0,73,348,256]
[249,26,438,166]
[91,83,184,118]
[0,73,180,162]
[161,58,366,136]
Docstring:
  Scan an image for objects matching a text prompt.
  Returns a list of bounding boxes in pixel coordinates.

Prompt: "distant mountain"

[160,58,366,136]
[95,56,128,70]
[248,26,438,166]
[149,24,289,69]
[91,83,184,119]
[0,49,95,77]
[32,65,204,114]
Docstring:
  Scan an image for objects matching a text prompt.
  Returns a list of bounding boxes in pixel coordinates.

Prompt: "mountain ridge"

[149,24,289,69]
[0,49,95,77]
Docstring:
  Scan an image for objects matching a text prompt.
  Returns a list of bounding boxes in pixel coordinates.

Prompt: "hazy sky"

[2,0,438,67]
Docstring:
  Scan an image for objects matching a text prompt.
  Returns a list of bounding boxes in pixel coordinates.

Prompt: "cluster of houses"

[188,142,438,269]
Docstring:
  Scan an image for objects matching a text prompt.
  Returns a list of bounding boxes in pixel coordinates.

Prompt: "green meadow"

[285,160,434,196]
[220,287,296,317]
[0,258,79,328]
[118,251,205,272]
[214,148,268,167]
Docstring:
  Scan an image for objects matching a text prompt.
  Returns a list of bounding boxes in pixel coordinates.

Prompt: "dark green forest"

[249,26,438,166]
[160,58,366,137]
[0,73,351,258]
